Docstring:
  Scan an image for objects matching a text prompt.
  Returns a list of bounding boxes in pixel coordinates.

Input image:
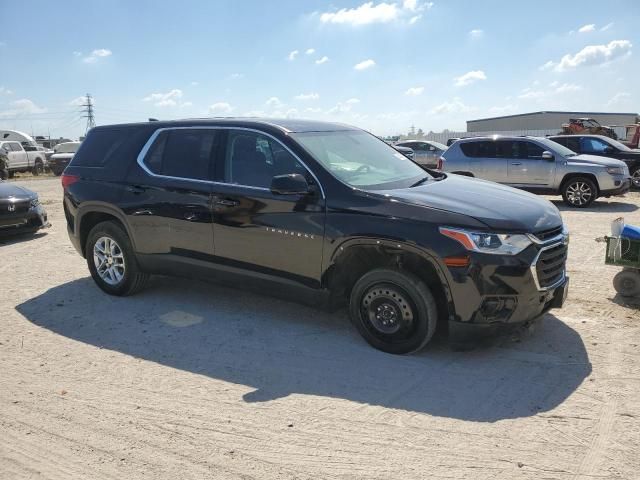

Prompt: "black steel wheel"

[349,268,437,354]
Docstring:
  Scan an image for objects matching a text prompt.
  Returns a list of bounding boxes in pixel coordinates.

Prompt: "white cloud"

[600,22,614,32]
[319,0,433,26]
[288,50,299,61]
[354,59,376,70]
[489,104,517,114]
[454,70,486,87]
[346,98,360,104]
[430,97,472,115]
[229,73,244,79]
[0,99,47,118]
[554,83,582,93]
[606,92,631,106]
[469,29,484,38]
[0,86,13,95]
[554,40,632,72]
[304,107,323,114]
[294,92,320,101]
[405,86,424,96]
[315,56,329,65]
[265,97,284,109]
[208,102,233,114]
[83,48,112,64]
[539,60,555,71]
[578,24,595,33]
[69,96,86,106]
[518,88,545,100]
[305,48,315,55]
[143,89,183,107]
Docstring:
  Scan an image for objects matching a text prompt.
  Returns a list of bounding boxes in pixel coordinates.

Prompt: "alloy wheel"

[632,169,640,189]
[93,236,126,285]
[566,182,593,206]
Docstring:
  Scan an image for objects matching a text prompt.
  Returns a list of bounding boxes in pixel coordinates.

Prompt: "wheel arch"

[77,203,135,257]
[559,172,600,193]
[323,238,456,325]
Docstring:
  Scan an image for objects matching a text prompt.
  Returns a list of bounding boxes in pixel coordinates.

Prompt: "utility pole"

[81,93,95,134]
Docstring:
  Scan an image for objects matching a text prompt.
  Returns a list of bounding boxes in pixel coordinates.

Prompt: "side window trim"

[136,126,325,198]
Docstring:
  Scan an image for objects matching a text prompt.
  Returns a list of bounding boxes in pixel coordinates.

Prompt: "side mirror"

[270,173,310,195]
[541,151,554,161]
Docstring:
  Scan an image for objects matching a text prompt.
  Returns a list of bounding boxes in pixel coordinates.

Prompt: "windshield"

[292,130,429,189]
[602,137,632,151]
[429,141,448,151]
[537,137,577,157]
[55,142,80,154]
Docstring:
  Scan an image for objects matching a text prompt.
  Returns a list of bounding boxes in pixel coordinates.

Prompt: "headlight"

[30,197,40,208]
[606,166,623,175]
[439,227,533,255]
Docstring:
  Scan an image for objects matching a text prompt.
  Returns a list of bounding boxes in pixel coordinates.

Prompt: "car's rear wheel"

[32,160,44,176]
[562,177,597,207]
[349,268,437,354]
[631,167,640,190]
[86,221,149,296]
[613,269,640,297]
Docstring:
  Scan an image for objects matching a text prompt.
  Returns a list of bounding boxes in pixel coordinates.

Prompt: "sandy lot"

[1,177,639,480]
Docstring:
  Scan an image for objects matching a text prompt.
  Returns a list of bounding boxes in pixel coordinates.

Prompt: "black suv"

[63,119,569,354]
[548,134,640,189]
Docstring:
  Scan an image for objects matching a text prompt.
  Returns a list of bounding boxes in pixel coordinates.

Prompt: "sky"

[0,0,638,139]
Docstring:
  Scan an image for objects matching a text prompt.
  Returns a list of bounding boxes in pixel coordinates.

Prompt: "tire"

[613,269,640,297]
[32,160,44,176]
[349,268,438,354]
[562,176,597,208]
[631,166,640,190]
[86,221,149,296]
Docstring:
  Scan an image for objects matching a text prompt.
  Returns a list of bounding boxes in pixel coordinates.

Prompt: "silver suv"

[441,136,631,207]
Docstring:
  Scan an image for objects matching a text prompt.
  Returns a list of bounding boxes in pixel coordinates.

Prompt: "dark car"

[395,140,447,168]
[62,118,569,354]
[0,181,50,235]
[548,134,640,189]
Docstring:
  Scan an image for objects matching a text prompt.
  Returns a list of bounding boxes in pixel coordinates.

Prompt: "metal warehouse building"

[467,111,638,132]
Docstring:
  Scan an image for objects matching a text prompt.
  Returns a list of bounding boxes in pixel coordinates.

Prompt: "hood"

[570,154,627,168]
[0,182,35,200]
[378,174,562,232]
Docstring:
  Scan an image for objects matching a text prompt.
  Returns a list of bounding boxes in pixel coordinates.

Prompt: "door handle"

[126,185,146,194]
[184,212,199,221]
[213,198,239,207]
[511,162,522,166]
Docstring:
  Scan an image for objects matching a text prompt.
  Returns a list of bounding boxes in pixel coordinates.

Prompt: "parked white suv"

[441,136,631,207]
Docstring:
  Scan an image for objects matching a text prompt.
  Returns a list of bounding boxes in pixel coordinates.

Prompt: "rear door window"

[524,141,544,159]
[144,129,220,181]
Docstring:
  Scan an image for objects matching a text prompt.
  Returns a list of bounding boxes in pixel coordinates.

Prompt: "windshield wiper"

[410,176,431,187]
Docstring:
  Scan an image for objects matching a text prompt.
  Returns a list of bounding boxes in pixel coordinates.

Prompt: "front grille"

[0,200,30,216]
[533,225,563,242]
[536,243,567,288]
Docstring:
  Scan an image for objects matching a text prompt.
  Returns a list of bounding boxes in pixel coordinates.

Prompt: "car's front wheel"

[613,269,640,297]
[349,268,438,354]
[562,177,597,207]
[86,221,149,296]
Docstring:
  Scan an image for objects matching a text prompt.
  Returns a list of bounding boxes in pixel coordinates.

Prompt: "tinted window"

[72,130,131,167]
[475,141,496,158]
[496,140,519,158]
[460,142,476,157]
[580,137,610,154]
[145,129,219,180]
[524,141,544,159]
[225,130,304,188]
[551,137,568,147]
[566,137,580,152]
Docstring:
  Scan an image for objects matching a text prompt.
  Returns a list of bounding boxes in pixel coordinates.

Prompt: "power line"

[81,93,95,134]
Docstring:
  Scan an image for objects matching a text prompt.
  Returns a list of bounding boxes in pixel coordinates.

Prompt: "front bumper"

[0,204,50,235]
[600,177,631,197]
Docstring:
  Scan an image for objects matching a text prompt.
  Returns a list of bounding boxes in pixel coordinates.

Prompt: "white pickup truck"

[0,140,46,178]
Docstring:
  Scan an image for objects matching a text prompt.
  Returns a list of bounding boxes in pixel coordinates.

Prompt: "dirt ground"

[1,177,639,480]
